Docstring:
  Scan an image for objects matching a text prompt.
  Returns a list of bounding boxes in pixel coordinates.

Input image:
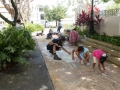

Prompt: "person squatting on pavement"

[72,45,90,66]
[46,35,71,60]
[92,49,108,75]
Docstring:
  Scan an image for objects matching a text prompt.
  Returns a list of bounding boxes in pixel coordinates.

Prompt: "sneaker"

[54,55,61,60]
[49,51,53,55]
[87,62,90,66]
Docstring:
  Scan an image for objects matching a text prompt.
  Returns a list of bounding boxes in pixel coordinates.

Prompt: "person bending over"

[92,49,108,75]
[72,45,90,65]
[46,35,71,60]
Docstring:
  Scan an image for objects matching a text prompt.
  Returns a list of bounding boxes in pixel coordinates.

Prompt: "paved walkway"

[0,28,120,90]
[36,28,120,90]
[0,37,54,90]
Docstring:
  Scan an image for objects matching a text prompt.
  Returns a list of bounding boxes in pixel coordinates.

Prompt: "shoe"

[87,62,90,66]
[49,51,53,55]
[54,55,61,60]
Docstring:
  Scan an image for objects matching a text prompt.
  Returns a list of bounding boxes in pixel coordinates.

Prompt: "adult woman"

[69,28,80,45]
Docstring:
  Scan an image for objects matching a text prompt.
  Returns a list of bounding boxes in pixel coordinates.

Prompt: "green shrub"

[87,33,120,46]
[25,23,44,32]
[0,27,36,70]
[62,24,74,30]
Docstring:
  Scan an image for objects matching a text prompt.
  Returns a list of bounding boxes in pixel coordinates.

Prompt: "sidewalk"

[0,37,54,90]
[36,32,120,90]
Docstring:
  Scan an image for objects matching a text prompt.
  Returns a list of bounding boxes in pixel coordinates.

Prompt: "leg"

[101,63,105,70]
[59,27,62,32]
[57,27,60,32]
[53,45,57,53]
[92,56,97,71]
[53,45,61,60]
[98,61,102,74]
[47,44,53,54]
[101,63,107,75]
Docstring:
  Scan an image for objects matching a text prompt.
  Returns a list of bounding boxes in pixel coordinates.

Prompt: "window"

[40,14,45,20]
[39,8,43,12]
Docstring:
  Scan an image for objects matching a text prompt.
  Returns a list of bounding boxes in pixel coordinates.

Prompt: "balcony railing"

[99,8,120,17]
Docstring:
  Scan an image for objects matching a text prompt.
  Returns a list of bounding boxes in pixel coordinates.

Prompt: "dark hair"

[17,19,21,23]
[60,36,65,41]
[66,30,70,32]
[100,54,108,64]
[73,28,76,31]
[78,46,84,52]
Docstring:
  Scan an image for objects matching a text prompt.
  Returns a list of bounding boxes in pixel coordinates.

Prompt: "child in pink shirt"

[92,49,108,75]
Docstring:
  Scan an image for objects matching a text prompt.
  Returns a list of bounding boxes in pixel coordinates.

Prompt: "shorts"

[47,44,61,51]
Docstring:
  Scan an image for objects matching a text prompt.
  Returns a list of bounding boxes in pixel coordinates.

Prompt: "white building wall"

[30,1,45,24]
[75,3,87,21]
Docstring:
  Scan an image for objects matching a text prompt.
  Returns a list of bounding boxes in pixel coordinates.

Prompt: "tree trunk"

[11,0,18,26]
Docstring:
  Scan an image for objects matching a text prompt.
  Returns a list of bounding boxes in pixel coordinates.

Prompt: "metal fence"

[99,8,120,17]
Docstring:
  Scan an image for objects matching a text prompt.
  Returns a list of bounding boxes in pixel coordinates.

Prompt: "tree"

[0,0,32,26]
[0,0,18,26]
[44,1,67,26]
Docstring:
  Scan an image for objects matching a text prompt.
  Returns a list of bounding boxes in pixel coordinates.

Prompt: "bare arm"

[72,49,75,60]
[85,51,90,61]
[61,46,71,54]
[48,41,58,46]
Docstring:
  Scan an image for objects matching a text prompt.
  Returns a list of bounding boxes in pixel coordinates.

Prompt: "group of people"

[46,33,108,75]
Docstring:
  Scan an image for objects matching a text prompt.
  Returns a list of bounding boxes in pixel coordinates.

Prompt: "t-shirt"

[79,47,89,60]
[80,47,89,55]
[52,39,62,47]
[58,22,62,27]
[92,49,105,60]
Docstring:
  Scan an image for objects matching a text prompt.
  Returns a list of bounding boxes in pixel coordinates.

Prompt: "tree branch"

[11,0,18,25]
[0,13,13,24]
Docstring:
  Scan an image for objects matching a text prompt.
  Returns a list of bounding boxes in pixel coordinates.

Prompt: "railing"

[99,8,120,17]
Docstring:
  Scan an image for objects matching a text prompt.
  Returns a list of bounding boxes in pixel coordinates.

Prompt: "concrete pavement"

[36,28,120,90]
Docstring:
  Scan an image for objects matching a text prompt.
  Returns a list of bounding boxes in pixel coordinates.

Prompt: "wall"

[100,16,120,36]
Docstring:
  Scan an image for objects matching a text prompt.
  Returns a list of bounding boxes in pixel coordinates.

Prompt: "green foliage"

[0,27,36,70]
[102,0,120,3]
[62,24,74,30]
[87,33,120,46]
[25,23,44,32]
[75,25,88,38]
[107,3,120,9]
[44,2,68,21]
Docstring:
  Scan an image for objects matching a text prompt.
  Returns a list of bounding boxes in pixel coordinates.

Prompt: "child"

[46,29,53,39]
[92,49,108,75]
[72,45,90,65]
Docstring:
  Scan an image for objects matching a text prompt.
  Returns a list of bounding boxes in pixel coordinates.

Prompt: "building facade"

[29,1,45,25]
